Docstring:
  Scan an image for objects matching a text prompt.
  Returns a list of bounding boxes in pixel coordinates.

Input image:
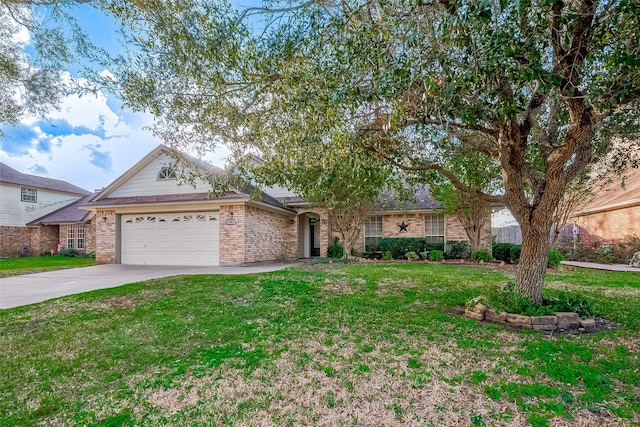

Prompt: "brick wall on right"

[576,206,640,241]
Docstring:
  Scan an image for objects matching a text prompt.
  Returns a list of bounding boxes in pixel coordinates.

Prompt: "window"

[21,188,37,203]
[364,216,383,251]
[66,224,86,250]
[157,166,176,180]
[76,224,85,250]
[425,213,445,244]
[67,225,75,249]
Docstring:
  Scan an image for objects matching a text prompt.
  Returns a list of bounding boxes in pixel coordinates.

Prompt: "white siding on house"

[0,184,82,227]
[110,155,215,198]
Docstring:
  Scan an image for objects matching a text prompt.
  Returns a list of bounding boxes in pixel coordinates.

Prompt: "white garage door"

[121,212,219,266]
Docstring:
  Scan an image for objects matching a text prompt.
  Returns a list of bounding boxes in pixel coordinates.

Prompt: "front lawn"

[0,264,638,426]
[0,256,95,277]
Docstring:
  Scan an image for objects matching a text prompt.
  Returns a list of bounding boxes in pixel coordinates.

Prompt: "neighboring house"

[83,145,492,266]
[0,162,91,257]
[572,171,640,241]
[27,193,99,255]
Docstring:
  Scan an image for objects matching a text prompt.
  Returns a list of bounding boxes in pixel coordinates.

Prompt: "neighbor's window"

[364,216,383,251]
[425,213,445,243]
[21,187,37,203]
[157,166,177,180]
[76,224,85,250]
[66,224,85,250]
[67,225,75,249]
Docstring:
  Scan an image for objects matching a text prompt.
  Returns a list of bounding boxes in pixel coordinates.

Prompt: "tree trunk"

[515,226,551,303]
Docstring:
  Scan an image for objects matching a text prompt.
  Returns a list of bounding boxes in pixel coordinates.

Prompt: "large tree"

[102,0,640,303]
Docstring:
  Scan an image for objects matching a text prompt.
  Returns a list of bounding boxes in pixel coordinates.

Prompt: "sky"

[0,4,229,192]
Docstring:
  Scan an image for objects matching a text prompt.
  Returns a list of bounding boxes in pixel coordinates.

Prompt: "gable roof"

[0,162,90,196]
[576,170,640,215]
[372,187,441,211]
[87,145,291,212]
[28,192,99,226]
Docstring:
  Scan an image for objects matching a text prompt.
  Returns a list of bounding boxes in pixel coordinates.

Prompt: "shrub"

[558,234,640,264]
[485,285,596,318]
[379,238,427,259]
[472,250,492,262]
[425,242,445,252]
[547,250,564,267]
[492,242,515,263]
[382,251,393,261]
[446,240,471,259]
[327,237,344,258]
[509,245,522,264]
[428,250,444,261]
[405,251,420,261]
[57,249,79,257]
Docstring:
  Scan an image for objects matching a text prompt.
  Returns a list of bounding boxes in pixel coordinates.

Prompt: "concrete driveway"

[0,263,294,310]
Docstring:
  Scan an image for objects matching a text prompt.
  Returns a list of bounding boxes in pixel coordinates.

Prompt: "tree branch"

[388,156,504,204]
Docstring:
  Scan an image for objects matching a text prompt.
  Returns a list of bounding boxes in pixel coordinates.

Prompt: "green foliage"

[426,242,445,251]
[428,250,444,262]
[327,237,344,258]
[492,243,518,263]
[472,251,492,263]
[509,245,522,264]
[559,235,640,264]
[404,251,419,261]
[379,238,428,260]
[485,284,596,318]
[0,1,96,128]
[382,251,393,261]
[446,240,471,259]
[547,250,564,268]
[56,249,79,257]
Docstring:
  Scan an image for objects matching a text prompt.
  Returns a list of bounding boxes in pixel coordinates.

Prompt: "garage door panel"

[121,212,219,266]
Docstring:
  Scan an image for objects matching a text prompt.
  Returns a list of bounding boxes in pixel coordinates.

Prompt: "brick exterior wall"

[575,206,640,241]
[34,226,60,256]
[95,210,116,264]
[336,212,492,254]
[85,219,96,253]
[0,225,59,257]
[58,221,97,254]
[219,204,246,265]
[219,204,298,265]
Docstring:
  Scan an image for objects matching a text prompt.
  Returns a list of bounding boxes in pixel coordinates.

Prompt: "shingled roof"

[577,170,640,215]
[28,193,98,226]
[0,162,90,196]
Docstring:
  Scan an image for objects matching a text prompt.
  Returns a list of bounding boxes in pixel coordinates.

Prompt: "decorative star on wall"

[398,221,409,232]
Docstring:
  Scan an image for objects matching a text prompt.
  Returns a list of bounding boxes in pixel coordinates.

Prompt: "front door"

[309,218,321,257]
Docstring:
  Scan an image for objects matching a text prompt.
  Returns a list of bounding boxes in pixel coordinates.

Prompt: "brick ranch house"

[0,162,95,257]
[572,171,640,241]
[83,145,492,266]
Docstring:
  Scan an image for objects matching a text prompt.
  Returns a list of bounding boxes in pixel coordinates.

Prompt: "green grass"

[0,263,638,426]
[0,256,95,277]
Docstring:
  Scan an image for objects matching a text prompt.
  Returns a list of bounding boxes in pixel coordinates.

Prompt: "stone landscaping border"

[465,304,596,333]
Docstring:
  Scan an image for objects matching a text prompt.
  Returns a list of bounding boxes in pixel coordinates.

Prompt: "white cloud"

[0,75,230,192]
